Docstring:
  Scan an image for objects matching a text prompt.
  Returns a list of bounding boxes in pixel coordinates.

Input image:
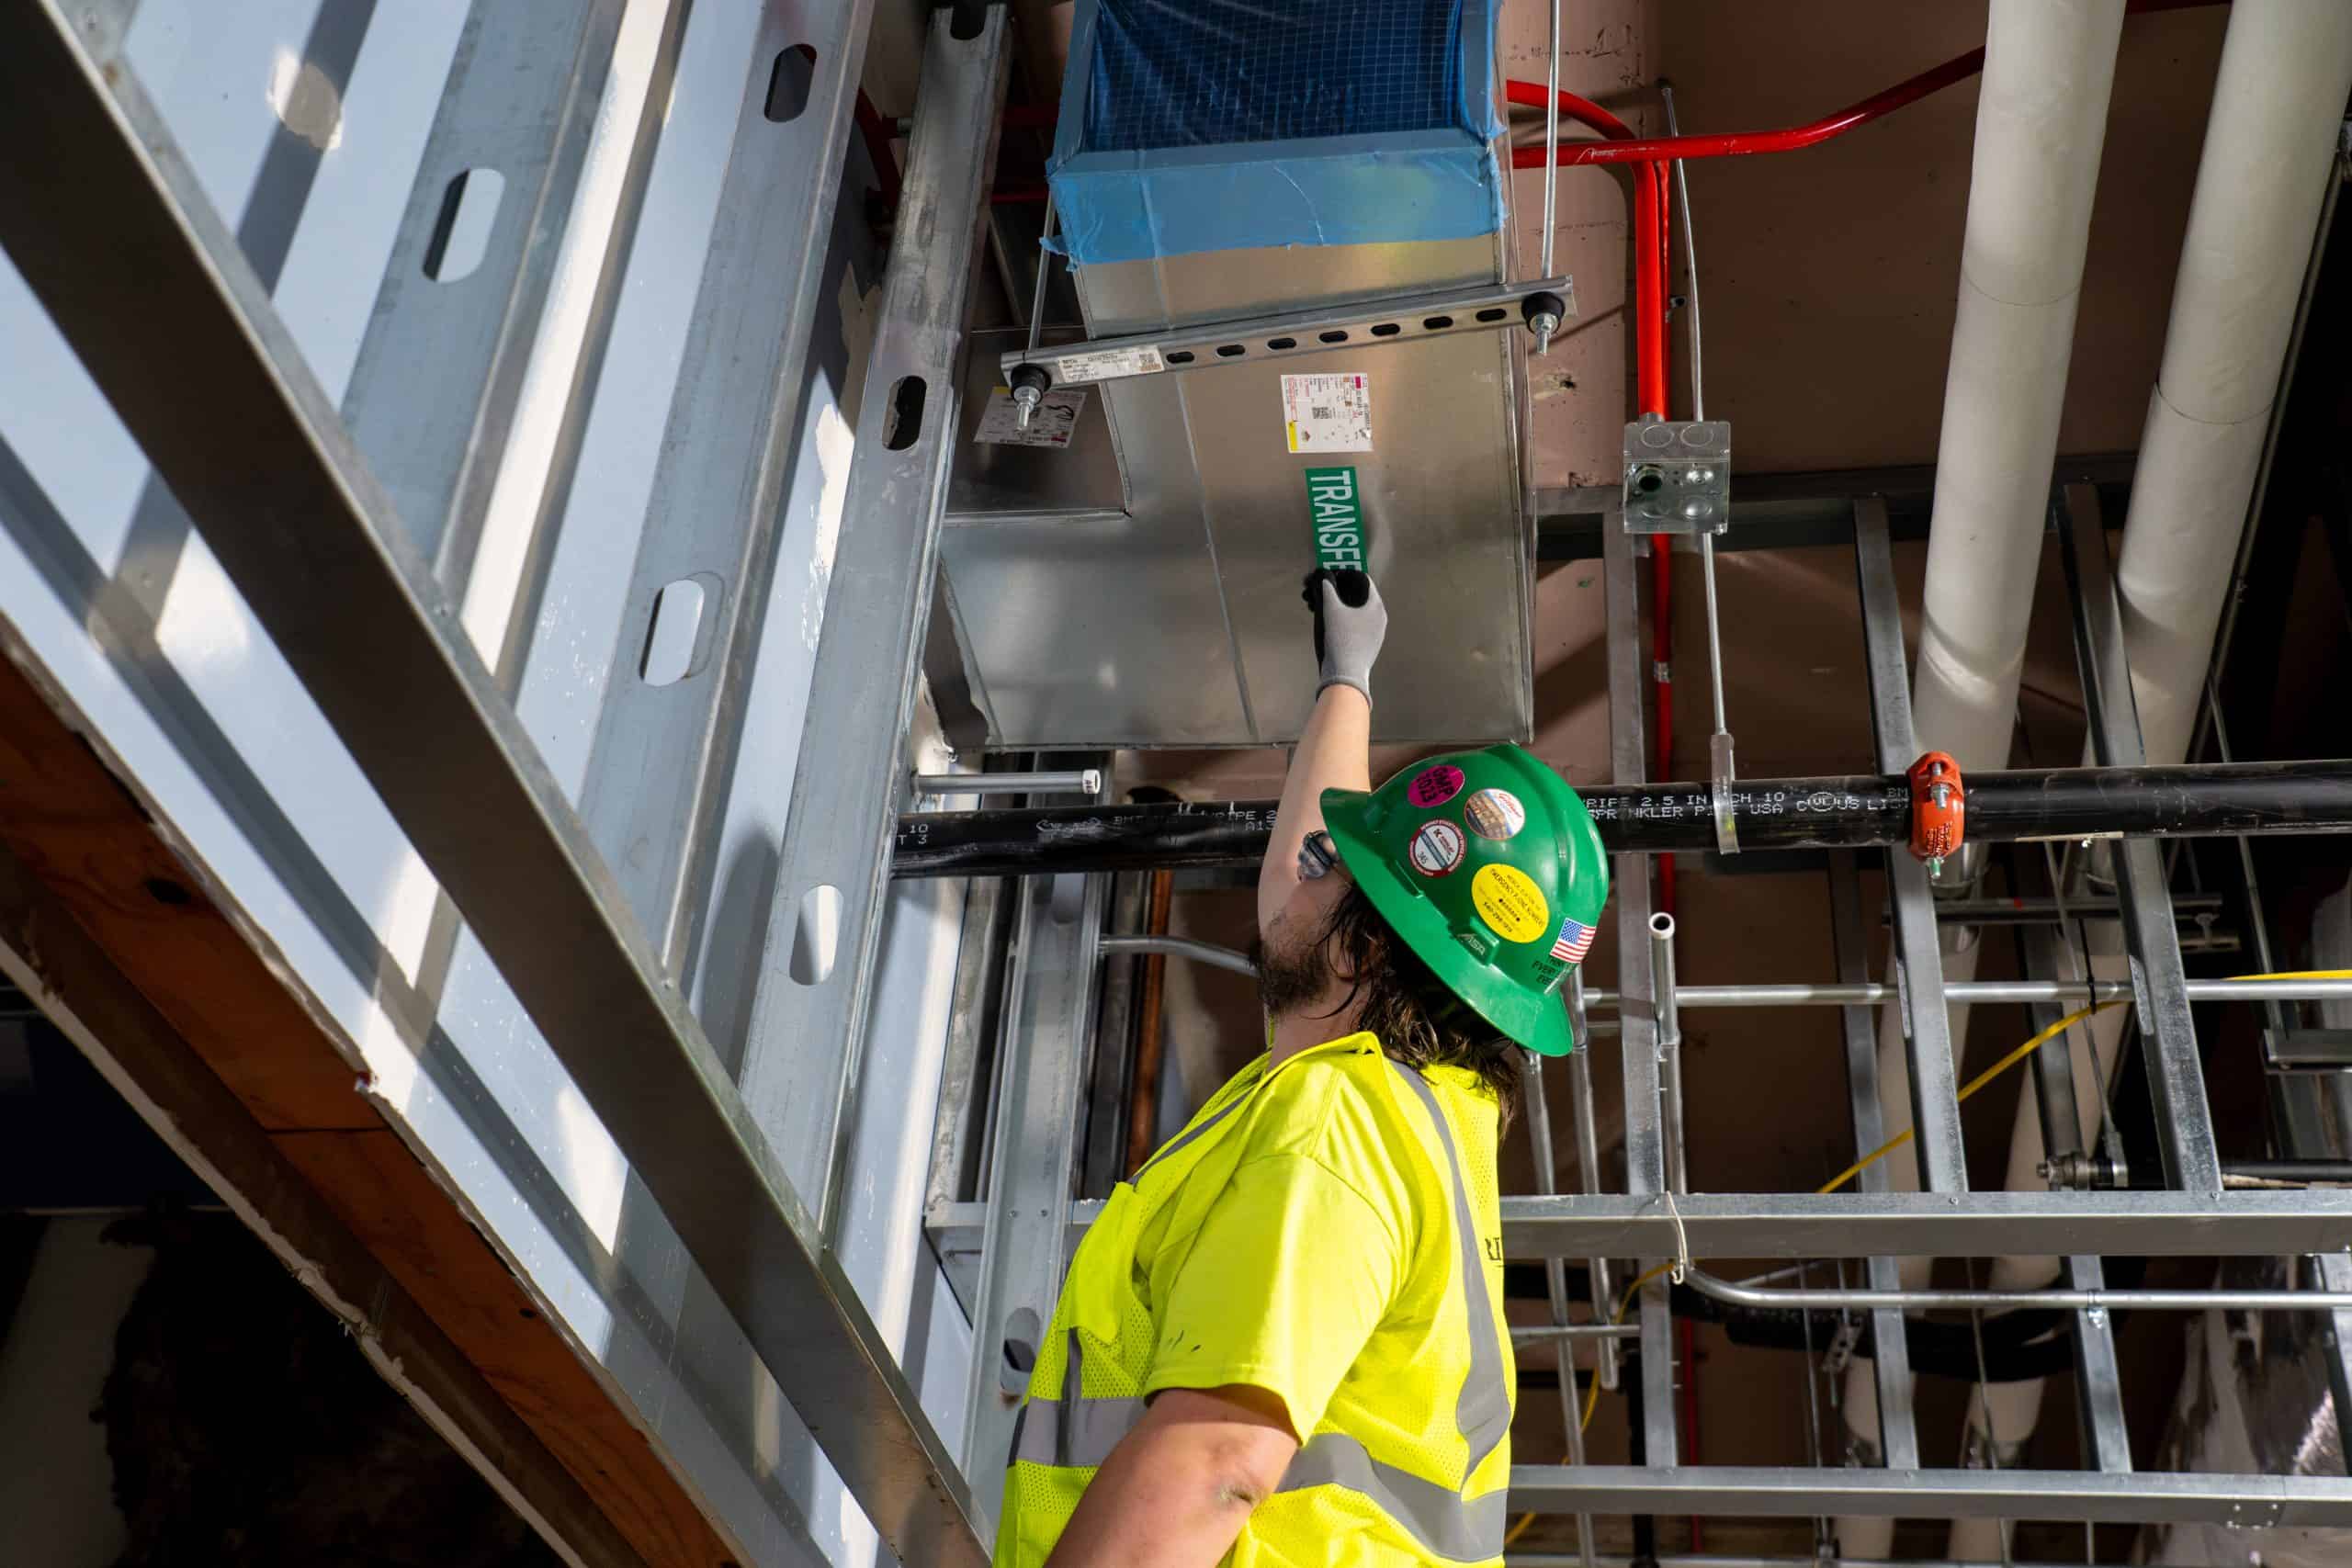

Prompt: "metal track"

[1000,274,1576,385]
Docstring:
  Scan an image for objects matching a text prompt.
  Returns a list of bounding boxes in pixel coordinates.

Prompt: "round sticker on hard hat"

[1472,863,1549,943]
[1408,818,1466,877]
[1463,787,1526,840]
[1407,764,1465,808]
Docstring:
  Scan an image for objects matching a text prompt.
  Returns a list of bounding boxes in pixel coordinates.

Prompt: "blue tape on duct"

[1048,0,1506,266]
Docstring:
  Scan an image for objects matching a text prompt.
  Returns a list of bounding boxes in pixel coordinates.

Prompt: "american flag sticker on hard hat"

[1550,919,1595,964]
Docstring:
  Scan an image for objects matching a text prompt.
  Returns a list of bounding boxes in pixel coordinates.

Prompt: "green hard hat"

[1320,743,1609,1057]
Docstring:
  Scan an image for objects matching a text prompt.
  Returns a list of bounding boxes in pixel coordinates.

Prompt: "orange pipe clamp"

[1907,750,1965,866]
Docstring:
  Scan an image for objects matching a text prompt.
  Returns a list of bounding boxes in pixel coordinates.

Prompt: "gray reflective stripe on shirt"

[1276,1431,1510,1562]
[1131,1077,1254,1182]
[1386,1061,1512,1472]
[1010,1328,1145,1470]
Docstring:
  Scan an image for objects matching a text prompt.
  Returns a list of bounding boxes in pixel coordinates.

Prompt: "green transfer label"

[1305,466,1366,570]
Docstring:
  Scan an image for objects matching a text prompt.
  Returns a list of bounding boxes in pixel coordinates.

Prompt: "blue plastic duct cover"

[1048,0,1508,266]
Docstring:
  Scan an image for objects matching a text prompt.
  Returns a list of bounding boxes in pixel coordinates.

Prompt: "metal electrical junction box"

[1623,419,1732,535]
[933,0,1534,750]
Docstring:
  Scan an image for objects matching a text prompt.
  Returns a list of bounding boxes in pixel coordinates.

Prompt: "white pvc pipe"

[2109,0,2352,771]
[1948,9,2352,1563]
[1907,0,2129,776]
[1841,5,2129,1556]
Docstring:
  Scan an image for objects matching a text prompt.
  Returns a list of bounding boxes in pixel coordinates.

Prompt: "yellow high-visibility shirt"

[994,1032,1513,1566]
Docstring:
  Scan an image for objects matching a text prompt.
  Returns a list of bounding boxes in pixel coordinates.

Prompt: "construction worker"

[994,570,1609,1567]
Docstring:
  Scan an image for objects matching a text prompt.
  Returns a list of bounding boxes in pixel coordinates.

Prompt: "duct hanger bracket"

[999,274,1577,408]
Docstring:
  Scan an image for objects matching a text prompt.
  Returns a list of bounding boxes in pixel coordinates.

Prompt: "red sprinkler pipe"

[1503,0,2222,172]
[1507,48,1984,171]
[1506,83,1676,904]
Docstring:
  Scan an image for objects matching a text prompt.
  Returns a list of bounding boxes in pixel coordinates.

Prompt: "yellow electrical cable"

[1498,966,2352,1549]
[1815,998,2120,1195]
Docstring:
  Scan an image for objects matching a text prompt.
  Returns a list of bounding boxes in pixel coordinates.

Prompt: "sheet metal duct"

[937,0,1534,749]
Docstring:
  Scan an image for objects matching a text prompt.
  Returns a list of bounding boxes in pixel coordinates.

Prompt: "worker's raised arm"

[1257,573,1385,933]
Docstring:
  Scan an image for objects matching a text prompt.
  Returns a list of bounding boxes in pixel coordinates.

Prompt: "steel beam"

[961,869,1106,1538]
[1602,507,1679,1465]
[2057,485,2223,1194]
[575,0,879,976]
[0,8,988,1560]
[2020,926,2132,1473]
[928,1189,2352,1259]
[1826,851,1918,1469]
[1505,1466,2352,1526]
[1852,497,1967,1193]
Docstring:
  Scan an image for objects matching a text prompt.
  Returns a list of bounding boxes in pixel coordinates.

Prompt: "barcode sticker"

[1053,344,1164,384]
[1282,373,1372,454]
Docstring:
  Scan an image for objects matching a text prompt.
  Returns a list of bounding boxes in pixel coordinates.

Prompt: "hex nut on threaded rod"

[1522,289,1567,357]
[1008,362,1051,430]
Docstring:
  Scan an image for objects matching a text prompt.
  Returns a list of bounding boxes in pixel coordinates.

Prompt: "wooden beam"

[0,637,741,1568]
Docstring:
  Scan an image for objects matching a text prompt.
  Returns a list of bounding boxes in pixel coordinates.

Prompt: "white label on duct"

[1282,372,1373,454]
[974,384,1090,447]
[1052,344,1164,384]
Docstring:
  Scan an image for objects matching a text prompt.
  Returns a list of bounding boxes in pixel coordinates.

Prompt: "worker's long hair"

[1318,881,1523,1125]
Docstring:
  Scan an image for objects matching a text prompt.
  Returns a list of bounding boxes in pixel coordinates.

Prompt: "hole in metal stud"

[422,168,504,282]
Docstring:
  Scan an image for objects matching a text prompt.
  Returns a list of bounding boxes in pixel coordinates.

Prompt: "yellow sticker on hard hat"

[1472,863,1549,944]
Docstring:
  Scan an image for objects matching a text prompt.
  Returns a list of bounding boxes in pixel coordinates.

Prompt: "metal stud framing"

[576,0,882,978]
[1602,518,1680,1468]
[0,5,997,1561]
[1826,850,1920,1470]
[2056,484,2226,1195]
[12,0,2352,1552]
[1852,496,1968,1194]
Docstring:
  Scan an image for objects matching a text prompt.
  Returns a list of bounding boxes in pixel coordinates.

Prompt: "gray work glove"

[1304,569,1387,705]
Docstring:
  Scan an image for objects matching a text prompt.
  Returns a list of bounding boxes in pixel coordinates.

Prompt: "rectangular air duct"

[939,0,1535,749]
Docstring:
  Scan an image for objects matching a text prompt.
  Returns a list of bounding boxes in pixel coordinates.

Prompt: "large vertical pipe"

[2109,0,2352,770]
[1950,8,2352,1562]
[1838,5,2129,1556]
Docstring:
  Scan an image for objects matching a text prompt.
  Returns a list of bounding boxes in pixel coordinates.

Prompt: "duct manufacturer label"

[1283,372,1372,453]
[974,383,1089,447]
[1053,344,1164,384]
[1305,466,1366,570]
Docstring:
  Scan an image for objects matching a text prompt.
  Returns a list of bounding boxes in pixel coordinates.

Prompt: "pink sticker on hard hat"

[1408,764,1465,808]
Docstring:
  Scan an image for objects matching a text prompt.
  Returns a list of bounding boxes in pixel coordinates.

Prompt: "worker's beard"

[1252,905,1338,1021]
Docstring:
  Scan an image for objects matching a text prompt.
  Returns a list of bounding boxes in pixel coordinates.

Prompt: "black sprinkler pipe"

[893,761,2352,878]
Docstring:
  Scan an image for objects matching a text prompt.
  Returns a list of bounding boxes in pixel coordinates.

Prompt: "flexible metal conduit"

[1096,934,1258,978]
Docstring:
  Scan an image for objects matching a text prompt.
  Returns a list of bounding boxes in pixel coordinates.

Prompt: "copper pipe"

[1123,867,1175,1176]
